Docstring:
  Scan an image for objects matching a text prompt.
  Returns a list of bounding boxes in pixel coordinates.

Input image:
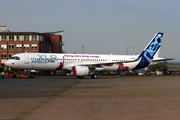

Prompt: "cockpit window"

[10,56,20,60]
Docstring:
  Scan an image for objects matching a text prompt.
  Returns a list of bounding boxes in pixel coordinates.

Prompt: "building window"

[16,44,22,50]
[49,45,51,53]
[1,36,6,41]
[24,35,29,41]
[16,36,19,41]
[9,54,14,58]
[1,44,7,50]
[39,35,43,41]
[31,44,37,50]
[40,44,43,52]
[16,35,22,41]
[1,54,6,59]
[24,44,29,50]
[9,35,14,41]
[42,36,44,41]
[32,35,37,41]
[9,44,14,50]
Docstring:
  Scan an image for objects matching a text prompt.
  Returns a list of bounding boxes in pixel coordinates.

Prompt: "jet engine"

[51,70,68,76]
[72,66,89,76]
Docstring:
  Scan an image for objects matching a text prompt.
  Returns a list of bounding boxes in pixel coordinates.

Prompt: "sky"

[1,0,180,61]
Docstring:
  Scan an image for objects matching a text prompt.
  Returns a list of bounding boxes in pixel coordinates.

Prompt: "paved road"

[0,76,180,120]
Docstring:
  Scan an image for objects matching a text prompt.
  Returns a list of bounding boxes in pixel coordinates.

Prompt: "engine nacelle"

[72,66,89,76]
[51,70,68,76]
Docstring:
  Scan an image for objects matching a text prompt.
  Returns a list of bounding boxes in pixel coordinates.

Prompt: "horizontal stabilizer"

[150,58,175,62]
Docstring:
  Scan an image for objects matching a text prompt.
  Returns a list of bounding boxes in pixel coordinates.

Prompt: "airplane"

[4,32,174,79]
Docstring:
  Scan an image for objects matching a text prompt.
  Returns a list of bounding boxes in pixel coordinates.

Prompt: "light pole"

[125,47,130,55]
[82,46,84,54]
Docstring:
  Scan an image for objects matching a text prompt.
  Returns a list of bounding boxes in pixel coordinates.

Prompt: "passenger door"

[24,54,30,64]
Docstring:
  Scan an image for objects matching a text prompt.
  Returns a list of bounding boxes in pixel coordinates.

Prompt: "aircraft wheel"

[91,75,94,79]
[12,75,16,78]
[77,76,83,79]
[91,74,98,79]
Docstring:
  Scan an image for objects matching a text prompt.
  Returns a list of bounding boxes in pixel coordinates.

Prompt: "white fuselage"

[5,53,140,71]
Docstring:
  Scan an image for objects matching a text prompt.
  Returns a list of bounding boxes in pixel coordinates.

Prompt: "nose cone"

[4,60,12,68]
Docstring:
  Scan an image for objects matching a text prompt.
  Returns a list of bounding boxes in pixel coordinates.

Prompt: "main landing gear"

[91,74,98,79]
[76,74,98,79]
[77,76,84,79]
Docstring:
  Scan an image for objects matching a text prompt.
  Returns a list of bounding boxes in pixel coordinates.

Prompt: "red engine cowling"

[51,70,68,76]
[72,66,89,76]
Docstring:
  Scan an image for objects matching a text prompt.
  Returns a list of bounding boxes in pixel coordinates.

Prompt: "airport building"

[0,26,64,68]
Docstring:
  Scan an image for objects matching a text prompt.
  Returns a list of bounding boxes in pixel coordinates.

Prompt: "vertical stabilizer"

[154,48,160,58]
[134,32,163,69]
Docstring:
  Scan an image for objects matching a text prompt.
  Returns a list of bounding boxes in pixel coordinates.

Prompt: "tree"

[148,63,168,72]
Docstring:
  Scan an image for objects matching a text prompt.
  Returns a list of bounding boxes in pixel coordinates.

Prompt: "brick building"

[0,27,63,68]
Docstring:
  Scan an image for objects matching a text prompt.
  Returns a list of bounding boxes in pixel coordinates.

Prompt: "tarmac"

[0,75,180,120]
